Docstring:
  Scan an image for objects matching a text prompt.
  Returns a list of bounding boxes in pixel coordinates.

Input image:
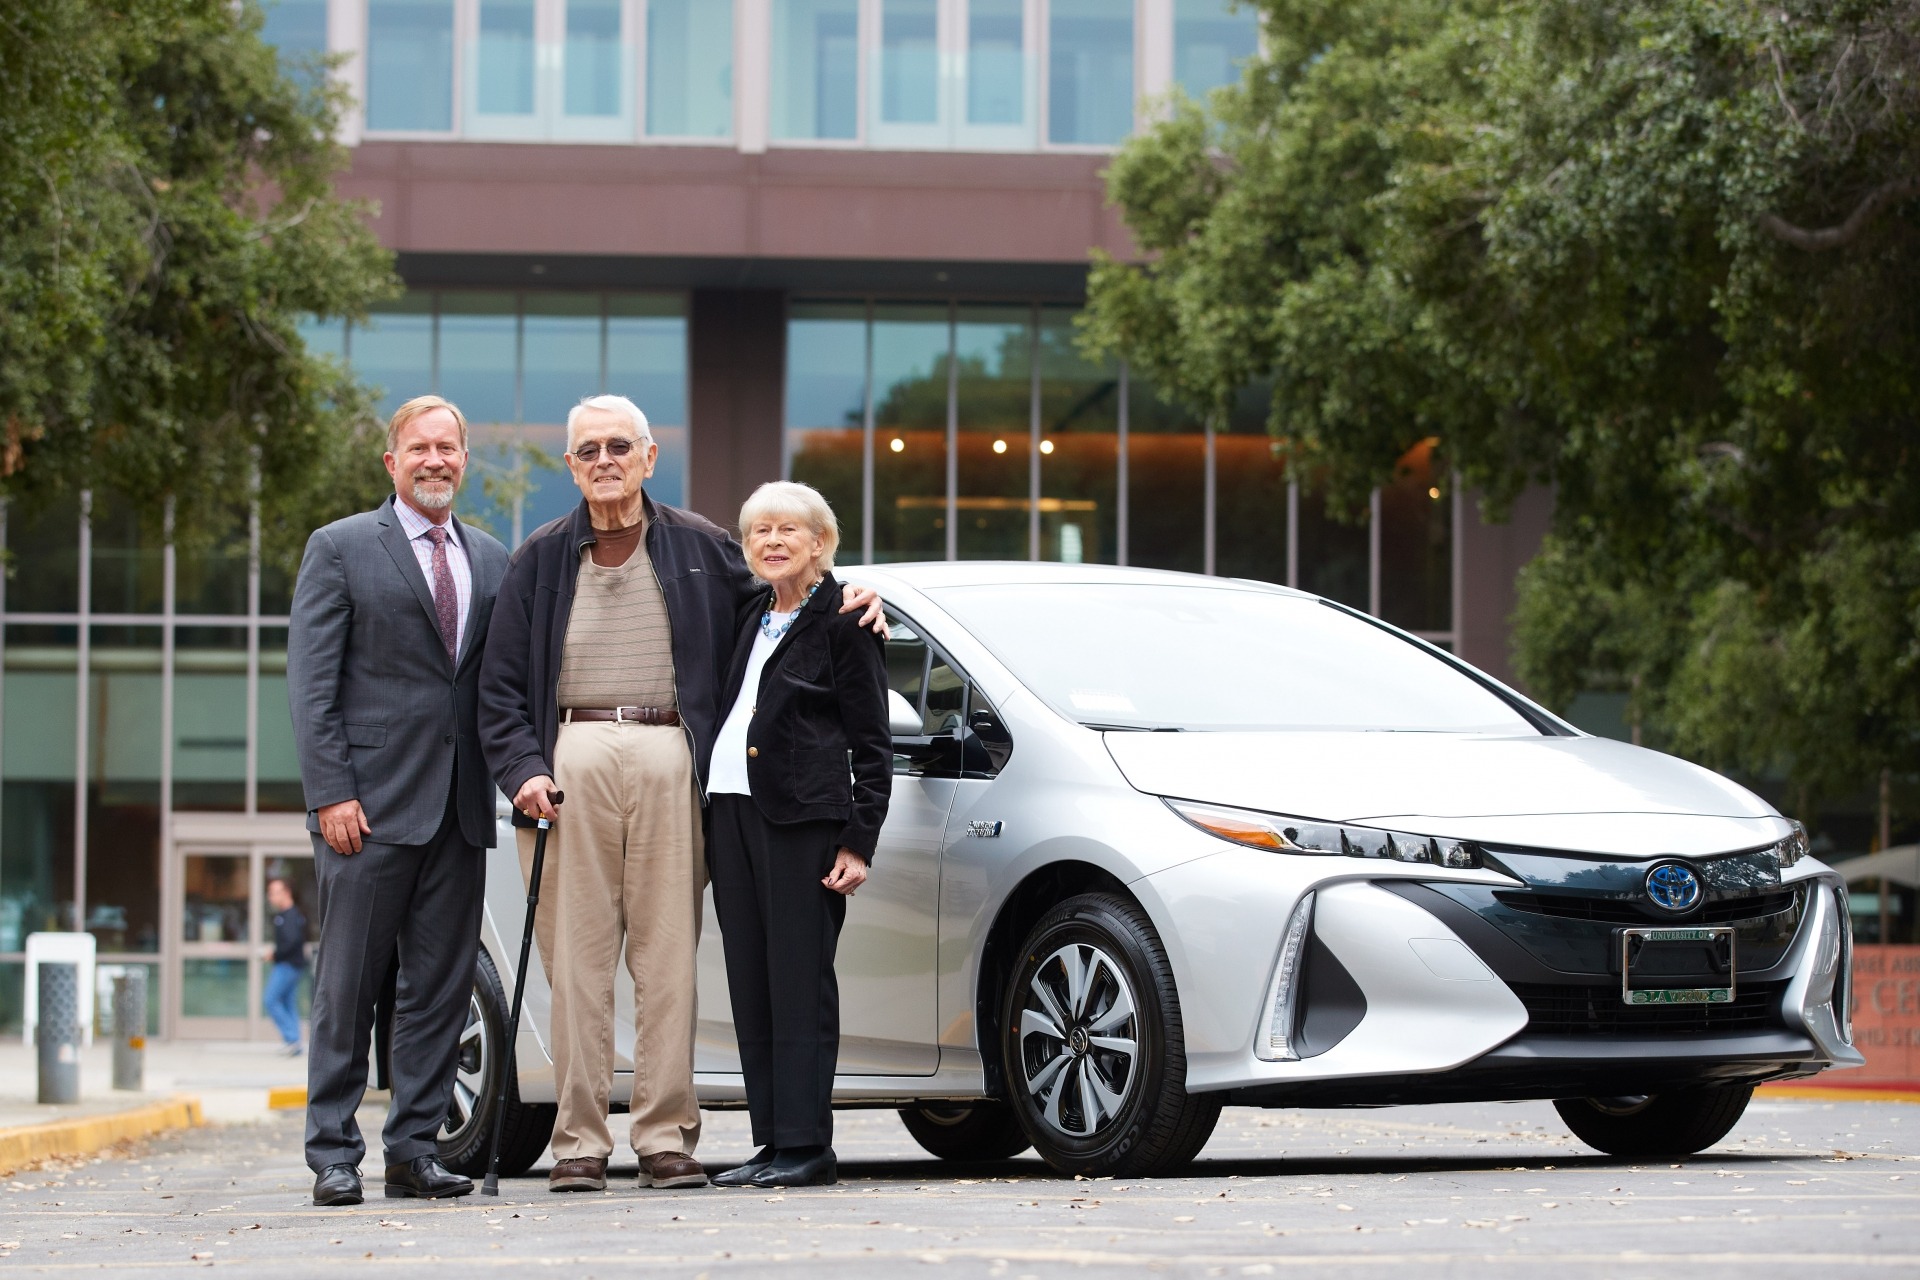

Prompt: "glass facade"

[784,300,1455,632]
[0,290,689,1037]
[329,0,1269,153]
[303,291,689,545]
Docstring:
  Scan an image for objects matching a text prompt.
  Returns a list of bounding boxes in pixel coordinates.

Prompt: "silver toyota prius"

[436,563,1861,1179]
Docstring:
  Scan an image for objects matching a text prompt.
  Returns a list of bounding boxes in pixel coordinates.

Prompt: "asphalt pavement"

[1,1096,1915,1277]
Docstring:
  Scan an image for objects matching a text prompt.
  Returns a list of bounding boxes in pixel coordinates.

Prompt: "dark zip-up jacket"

[717,576,892,859]
[478,493,758,827]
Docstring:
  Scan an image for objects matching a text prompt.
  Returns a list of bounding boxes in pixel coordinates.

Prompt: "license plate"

[1619,926,1735,1006]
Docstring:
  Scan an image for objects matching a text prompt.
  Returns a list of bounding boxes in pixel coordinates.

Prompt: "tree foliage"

[1083,0,1920,808]
[0,0,396,565]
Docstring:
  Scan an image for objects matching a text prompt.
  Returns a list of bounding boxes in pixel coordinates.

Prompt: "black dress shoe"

[313,1164,363,1206]
[712,1146,776,1188]
[383,1155,474,1199]
[749,1146,837,1188]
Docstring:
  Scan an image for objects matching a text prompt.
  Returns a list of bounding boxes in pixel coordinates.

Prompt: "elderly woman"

[707,481,891,1189]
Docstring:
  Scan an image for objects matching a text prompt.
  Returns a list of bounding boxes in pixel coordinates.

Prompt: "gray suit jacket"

[286,496,509,849]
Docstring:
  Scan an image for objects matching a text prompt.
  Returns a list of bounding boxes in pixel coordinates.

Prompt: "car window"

[929,583,1540,734]
[880,607,1013,778]
[884,614,929,709]
[924,656,966,736]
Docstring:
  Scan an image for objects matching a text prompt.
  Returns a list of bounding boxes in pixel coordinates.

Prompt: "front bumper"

[1149,847,1860,1101]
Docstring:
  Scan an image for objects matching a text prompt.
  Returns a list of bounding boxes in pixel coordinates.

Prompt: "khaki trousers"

[517,720,705,1161]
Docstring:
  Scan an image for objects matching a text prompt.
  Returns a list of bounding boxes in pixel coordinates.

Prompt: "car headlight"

[1775,820,1810,869]
[1165,799,1482,870]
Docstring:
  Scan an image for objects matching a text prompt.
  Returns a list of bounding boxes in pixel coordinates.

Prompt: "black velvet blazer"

[718,576,892,859]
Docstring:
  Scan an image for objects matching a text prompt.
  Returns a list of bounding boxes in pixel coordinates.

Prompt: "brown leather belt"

[562,706,680,726]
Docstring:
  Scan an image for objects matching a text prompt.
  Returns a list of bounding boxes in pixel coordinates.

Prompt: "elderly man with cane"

[288,394,509,1206]
[479,394,885,1193]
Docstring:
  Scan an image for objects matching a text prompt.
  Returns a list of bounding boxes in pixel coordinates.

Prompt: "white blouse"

[707,609,795,797]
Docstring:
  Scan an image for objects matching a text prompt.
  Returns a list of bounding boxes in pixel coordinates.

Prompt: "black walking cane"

[481,789,563,1197]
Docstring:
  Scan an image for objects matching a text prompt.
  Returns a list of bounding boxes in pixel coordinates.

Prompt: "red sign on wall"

[1838,944,1920,1089]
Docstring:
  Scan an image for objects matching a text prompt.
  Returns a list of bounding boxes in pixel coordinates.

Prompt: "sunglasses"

[572,437,641,463]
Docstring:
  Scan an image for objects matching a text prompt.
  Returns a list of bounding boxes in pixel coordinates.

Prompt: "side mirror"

[888,689,922,737]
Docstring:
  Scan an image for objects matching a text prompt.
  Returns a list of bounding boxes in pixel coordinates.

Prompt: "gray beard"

[411,477,455,511]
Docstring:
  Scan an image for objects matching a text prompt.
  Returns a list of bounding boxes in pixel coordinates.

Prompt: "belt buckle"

[615,706,635,723]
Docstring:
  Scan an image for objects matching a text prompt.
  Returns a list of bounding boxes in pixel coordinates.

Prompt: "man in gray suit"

[287,394,510,1206]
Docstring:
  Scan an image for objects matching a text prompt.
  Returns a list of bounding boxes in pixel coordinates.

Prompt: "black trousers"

[304,788,483,1172]
[708,794,847,1148]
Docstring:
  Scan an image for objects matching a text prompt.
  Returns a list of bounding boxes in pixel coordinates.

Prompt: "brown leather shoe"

[548,1155,608,1192]
[637,1151,707,1189]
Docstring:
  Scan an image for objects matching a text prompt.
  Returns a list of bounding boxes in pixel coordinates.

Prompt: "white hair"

[567,394,653,452]
[739,481,840,573]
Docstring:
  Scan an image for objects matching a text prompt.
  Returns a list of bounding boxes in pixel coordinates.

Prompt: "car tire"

[436,948,557,1179]
[1553,1084,1754,1158]
[1000,892,1221,1177]
[898,1104,1033,1162]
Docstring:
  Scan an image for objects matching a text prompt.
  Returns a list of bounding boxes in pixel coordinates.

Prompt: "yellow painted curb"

[267,1086,307,1111]
[0,1095,203,1173]
[1758,1083,1920,1103]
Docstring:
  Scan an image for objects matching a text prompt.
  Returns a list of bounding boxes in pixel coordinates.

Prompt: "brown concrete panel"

[688,290,786,528]
[1456,485,1555,693]
[338,144,1135,265]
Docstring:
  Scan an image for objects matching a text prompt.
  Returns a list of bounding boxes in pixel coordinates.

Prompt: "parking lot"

[1,1094,1915,1277]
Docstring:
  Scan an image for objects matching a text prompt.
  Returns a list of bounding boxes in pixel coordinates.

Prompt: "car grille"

[1493,888,1800,925]
[1510,981,1786,1036]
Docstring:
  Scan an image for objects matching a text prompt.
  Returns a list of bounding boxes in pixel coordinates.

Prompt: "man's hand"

[513,775,561,822]
[839,584,890,638]
[822,848,869,896]
[318,799,371,855]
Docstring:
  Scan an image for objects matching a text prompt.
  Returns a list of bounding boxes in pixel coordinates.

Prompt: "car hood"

[1103,731,1788,858]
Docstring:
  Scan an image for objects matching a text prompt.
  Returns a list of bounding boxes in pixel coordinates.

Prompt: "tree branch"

[1761,175,1920,251]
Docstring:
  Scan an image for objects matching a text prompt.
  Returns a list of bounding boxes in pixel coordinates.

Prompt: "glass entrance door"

[171,841,315,1039]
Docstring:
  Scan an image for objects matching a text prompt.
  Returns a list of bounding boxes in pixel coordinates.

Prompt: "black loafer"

[749,1146,837,1188]
[313,1163,363,1206]
[383,1155,474,1199]
[712,1146,776,1188]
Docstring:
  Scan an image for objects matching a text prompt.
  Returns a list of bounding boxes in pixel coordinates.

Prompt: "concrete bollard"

[37,961,81,1105]
[112,971,147,1092]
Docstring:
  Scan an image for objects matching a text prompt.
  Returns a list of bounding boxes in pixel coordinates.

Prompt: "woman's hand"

[822,848,869,896]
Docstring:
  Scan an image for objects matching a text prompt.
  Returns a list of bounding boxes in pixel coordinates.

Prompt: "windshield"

[928,583,1541,734]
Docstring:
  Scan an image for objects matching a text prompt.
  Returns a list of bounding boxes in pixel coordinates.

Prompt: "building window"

[564,0,626,118]
[781,299,1454,641]
[366,0,457,132]
[256,0,330,89]
[1047,0,1133,145]
[476,0,538,117]
[784,303,870,561]
[771,0,861,141]
[646,0,734,137]
[1037,305,1118,564]
[1173,0,1259,101]
[968,0,1027,127]
[880,0,940,126]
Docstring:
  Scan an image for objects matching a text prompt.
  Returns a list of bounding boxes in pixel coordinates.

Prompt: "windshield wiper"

[1080,722,1185,732]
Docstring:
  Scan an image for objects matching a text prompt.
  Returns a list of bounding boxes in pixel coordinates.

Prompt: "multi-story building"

[0,1,1554,1040]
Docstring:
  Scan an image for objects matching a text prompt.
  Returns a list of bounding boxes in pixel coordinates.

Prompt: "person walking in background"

[287,394,510,1208]
[707,482,891,1190]
[263,877,307,1056]
[479,396,886,1195]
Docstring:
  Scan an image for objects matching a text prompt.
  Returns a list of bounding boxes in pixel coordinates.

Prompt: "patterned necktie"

[425,525,458,662]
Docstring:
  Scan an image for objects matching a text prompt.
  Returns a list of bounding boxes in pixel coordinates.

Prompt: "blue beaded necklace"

[760,578,822,641]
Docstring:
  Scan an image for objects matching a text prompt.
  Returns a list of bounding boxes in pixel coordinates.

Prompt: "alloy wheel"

[440,989,491,1143]
[1016,942,1140,1138]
